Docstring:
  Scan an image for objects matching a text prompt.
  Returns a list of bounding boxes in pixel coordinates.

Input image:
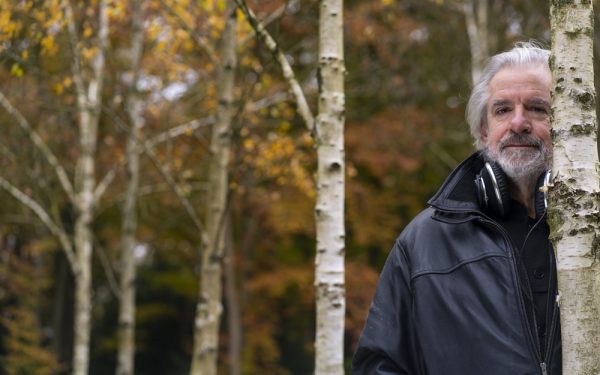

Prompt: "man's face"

[482,64,552,181]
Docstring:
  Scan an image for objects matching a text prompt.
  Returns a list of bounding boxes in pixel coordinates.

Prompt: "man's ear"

[480,123,487,142]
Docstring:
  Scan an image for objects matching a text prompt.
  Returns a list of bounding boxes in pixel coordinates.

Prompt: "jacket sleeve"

[352,240,424,375]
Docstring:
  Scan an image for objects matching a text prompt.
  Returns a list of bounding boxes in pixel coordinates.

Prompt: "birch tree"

[314,0,346,373]
[189,2,237,374]
[116,0,145,374]
[0,1,108,373]
[462,0,490,83]
[233,0,346,371]
[549,0,600,373]
[64,1,109,373]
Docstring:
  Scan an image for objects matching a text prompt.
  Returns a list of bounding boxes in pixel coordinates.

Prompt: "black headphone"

[474,162,551,218]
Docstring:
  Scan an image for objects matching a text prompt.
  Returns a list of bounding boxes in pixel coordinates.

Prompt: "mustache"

[499,134,544,150]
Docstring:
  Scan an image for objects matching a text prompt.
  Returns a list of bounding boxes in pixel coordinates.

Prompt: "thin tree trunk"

[69,0,109,373]
[314,0,346,373]
[189,2,237,374]
[549,0,600,373]
[463,0,489,84]
[117,1,145,374]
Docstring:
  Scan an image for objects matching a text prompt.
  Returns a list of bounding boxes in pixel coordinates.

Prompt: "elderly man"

[353,43,561,375]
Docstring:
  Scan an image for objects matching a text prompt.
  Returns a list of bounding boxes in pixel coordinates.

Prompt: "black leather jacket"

[353,153,561,375]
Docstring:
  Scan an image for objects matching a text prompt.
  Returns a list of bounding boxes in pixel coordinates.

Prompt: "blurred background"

[0,0,596,374]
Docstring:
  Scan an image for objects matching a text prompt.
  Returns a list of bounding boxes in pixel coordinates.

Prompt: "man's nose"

[509,107,531,133]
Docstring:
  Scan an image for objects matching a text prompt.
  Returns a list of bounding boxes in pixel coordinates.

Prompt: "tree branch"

[61,0,86,102]
[94,166,118,202]
[145,116,216,148]
[0,175,78,275]
[0,90,76,203]
[93,235,121,299]
[100,107,207,240]
[234,0,314,133]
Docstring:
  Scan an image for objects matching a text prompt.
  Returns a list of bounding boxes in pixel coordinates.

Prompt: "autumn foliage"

[0,0,560,374]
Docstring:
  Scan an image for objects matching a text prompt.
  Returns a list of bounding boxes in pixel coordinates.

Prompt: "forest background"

[0,0,598,374]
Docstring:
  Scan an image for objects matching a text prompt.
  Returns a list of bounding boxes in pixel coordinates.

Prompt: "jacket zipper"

[519,216,547,370]
[541,245,560,372]
[526,214,560,374]
[479,218,546,371]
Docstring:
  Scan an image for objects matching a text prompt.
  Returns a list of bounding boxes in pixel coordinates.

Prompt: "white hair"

[466,41,550,149]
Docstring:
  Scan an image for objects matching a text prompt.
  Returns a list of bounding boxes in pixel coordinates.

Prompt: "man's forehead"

[489,64,552,88]
[490,97,551,106]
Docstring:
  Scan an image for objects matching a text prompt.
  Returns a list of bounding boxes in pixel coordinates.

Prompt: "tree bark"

[463,0,489,84]
[68,0,109,373]
[549,0,600,373]
[116,1,145,374]
[189,3,237,374]
[315,0,346,374]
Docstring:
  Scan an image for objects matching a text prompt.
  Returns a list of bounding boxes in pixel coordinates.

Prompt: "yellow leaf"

[83,26,93,38]
[81,47,97,61]
[53,82,64,94]
[40,35,57,55]
[10,63,23,77]
[244,138,255,150]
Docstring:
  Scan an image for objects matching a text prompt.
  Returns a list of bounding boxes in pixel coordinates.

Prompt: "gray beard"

[483,134,552,186]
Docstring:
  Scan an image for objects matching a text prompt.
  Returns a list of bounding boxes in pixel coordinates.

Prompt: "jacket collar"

[427,151,485,214]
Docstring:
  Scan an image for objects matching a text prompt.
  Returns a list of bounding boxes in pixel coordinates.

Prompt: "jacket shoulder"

[395,208,508,278]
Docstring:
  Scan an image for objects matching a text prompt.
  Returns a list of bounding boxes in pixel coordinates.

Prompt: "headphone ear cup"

[487,162,511,217]
[474,173,489,211]
[475,162,510,217]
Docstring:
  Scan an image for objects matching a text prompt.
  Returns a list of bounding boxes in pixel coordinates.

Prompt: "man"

[353,43,561,375]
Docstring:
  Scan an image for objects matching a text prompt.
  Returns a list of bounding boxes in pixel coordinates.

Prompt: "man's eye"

[531,107,548,114]
[495,108,509,115]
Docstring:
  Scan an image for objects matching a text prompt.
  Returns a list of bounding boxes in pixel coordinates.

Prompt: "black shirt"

[492,199,554,355]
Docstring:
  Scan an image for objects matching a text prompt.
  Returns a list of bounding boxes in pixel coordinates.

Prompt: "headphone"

[474,162,551,218]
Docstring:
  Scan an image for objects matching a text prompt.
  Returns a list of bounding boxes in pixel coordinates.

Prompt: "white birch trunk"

[116,1,145,374]
[549,0,600,373]
[463,0,489,84]
[315,0,345,373]
[70,1,108,374]
[189,3,237,374]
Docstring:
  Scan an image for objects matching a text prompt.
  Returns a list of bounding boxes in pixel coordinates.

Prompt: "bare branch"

[94,166,118,202]
[0,175,78,275]
[234,0,315,133]
[93,235,121,299]
[238,3,287,46]
[101,108,207,239]
[0,90,76,203]
[244,91,290,112]
[93,115,215,201]
[90,0,109,103]
[145,116,216,148]
[61,0,86,102]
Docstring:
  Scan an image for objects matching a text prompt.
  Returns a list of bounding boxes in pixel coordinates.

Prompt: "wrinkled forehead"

[489,64,552,92]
